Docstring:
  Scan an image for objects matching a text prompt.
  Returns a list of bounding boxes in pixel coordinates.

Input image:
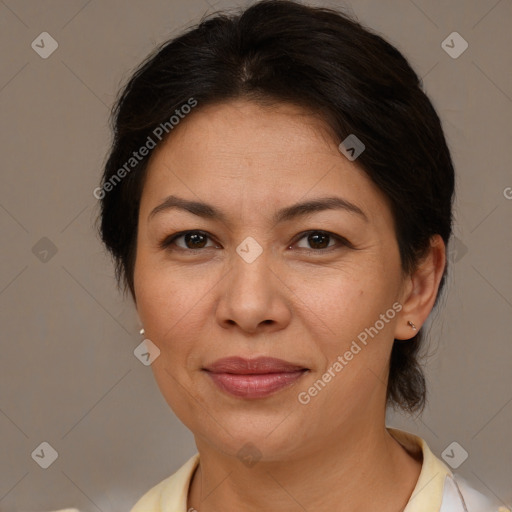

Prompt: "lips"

[203,356,308,399]
[204,356,306,374]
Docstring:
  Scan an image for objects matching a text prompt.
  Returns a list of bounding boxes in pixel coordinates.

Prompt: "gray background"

[0,0,511,510]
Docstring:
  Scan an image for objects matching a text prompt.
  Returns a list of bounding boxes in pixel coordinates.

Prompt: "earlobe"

[394,235,446,340]
[407,320,417,331]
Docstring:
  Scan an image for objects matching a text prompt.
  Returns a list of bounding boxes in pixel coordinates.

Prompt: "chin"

[194,412,309,462]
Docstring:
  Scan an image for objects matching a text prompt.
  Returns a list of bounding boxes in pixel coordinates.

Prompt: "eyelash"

[158,230,354,254]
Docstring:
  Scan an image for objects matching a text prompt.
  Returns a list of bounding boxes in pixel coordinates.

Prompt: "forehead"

[150,100,339,170]
[140,99,391,227]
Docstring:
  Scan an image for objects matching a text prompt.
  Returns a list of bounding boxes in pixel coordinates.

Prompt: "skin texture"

[133,100,446,512]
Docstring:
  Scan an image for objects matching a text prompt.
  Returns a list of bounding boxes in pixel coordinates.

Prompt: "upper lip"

[203,356,307,374]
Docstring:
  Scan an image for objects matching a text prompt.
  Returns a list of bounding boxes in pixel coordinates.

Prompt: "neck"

[187,421,422,512]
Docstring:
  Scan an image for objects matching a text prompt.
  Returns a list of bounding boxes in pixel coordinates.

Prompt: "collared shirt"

[127,427,509,512]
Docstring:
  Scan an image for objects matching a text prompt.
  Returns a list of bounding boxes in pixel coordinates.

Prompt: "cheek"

[134,251,207,337]
[133,252,226,392]
[134,259,210,422]
[289,260,399,343]
[293,264,402,416]
[294,268,400,419]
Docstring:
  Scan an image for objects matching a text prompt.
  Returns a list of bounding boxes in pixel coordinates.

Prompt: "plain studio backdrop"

[0,0,511,511]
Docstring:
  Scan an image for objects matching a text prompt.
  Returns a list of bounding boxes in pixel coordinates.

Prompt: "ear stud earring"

[139,328,145,336]
[407,321,417,331]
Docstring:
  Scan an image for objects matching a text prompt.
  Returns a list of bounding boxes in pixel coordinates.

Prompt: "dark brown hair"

[98,0,455,413]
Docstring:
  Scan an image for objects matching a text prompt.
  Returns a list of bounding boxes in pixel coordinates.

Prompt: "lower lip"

[205,370,307,399]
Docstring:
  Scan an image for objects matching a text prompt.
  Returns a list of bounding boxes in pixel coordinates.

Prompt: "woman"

[97,1,508,511]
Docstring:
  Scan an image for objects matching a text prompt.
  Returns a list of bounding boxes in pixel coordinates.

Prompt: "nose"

[215,247,292,334]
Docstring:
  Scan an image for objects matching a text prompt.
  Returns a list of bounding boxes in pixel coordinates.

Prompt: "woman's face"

[134,99,410,460]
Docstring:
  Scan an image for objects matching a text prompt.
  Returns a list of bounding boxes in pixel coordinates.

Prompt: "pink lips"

[203,356,308,399]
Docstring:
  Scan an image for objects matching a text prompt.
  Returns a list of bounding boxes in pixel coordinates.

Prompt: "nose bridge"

[229,239,273,300]
[216,237,290,332]
[235,234,266,265]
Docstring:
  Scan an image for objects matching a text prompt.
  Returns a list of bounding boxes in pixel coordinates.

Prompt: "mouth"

[202,356,309,399]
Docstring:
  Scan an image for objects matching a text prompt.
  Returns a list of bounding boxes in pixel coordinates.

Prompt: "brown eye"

[305,232,331,249]
[181,232,209,249]
[159,230,217,251]
[293,230,352,252]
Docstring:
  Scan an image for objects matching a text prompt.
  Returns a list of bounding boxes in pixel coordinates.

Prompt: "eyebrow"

[148,194,368,224]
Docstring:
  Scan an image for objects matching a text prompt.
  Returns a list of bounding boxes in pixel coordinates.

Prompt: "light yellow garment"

[128,427,508,512]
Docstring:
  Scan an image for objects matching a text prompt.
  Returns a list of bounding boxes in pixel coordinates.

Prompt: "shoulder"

[129,453,200,512]
[443,473,511,512]
[128,474,174,511]
[387,427,509,512]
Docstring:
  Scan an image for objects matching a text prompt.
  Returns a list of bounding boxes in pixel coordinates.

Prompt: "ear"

[394,234,447,340]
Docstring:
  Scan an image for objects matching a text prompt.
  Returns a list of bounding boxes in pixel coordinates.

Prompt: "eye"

[159,229,353,253]
[159,230,218,251]
[292,230,352,252]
